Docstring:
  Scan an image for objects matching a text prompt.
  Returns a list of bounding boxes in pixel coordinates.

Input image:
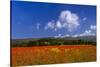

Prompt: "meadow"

[11,45,96,66]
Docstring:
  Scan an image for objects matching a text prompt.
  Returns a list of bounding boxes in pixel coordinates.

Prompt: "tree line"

[11,39,96,47]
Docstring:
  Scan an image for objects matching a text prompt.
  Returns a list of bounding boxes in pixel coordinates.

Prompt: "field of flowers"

[11,45,96,66]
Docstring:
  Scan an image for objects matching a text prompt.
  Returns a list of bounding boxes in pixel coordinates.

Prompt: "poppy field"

[11,45,96,66]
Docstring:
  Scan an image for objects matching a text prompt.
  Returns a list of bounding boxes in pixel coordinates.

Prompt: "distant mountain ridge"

[63,36,96,41]
[12,35,96,42]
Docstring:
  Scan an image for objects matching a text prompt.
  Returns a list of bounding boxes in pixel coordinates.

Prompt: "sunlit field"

[11,45,96,66]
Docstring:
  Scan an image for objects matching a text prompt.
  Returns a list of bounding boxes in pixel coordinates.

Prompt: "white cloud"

[54,34,70,38]
[72,24,96,37]
[44,10,96,35]
[54,34,62,38]
[54,24,96,38]
[36,23,40,30]
[44,21,57,31]
[79,30,94,36]
[59,10,80,32]
[72,34,79,37]
[45,10,80,32]
[90,25,96,30]
[63,34,70,37]
[56,20,62,29]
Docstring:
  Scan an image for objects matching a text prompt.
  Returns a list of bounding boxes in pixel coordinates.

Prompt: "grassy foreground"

[11,45,96,66]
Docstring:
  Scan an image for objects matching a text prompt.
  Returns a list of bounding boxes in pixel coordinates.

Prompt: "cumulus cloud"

[79,30,93,36]
[44,21,57,31]
[72,24,96,37]
[44,10,96,37]
[54,24,96,38]
[56,20,62,29]
[45,10,80,32]
[90,25,96,30]
[81,25,96,36]
[59,10,80,32]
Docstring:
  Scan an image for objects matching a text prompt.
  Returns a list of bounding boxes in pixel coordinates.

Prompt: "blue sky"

[11,1,96,39]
